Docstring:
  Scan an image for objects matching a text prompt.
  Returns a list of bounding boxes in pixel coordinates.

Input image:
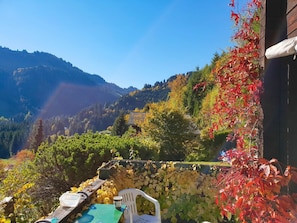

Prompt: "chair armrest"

[140,192,161,220]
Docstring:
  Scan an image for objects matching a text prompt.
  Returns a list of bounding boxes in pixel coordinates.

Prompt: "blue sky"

[0,0,248,89]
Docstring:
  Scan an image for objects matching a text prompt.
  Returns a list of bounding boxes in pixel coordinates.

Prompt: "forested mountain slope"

[0,47,177,158]
[0,47,136,119]
[43,78,173,136]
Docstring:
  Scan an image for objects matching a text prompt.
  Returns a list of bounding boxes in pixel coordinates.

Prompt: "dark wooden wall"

[261,0,287,164]
[261,0,297,171]
[287,1,297,171]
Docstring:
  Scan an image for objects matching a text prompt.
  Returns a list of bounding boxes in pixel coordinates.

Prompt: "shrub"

[96,161,222,223]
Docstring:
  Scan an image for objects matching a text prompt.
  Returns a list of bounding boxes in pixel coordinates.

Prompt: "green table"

[74,204,125,223]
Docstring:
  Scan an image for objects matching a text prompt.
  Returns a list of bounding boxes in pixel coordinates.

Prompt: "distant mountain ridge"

[0,47,136,119]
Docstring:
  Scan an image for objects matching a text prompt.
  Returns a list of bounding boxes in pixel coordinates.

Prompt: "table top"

[74,204,125,223]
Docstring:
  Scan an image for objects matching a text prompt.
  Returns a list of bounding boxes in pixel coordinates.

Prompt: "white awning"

[265,36,297,59]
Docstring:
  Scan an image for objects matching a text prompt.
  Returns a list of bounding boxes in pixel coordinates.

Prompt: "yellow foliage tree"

[167,74,188,111]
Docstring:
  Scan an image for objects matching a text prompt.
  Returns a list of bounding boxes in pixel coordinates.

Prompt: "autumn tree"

[14,149,35,162]
[167,74,188,111]
[143,103,197,161]
[0,160,40,222]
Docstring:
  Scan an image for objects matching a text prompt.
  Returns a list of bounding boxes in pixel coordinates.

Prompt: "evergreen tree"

[111,112,128,136]
[31,119,44,152]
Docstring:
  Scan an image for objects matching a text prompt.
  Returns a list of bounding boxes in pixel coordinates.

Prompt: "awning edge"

[265,36,297,59]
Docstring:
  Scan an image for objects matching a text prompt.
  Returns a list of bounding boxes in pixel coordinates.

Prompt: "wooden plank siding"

[287,2,297,37]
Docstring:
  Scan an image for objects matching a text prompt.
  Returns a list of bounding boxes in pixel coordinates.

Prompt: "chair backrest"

[118,188,161,222]
[119,188,139,217]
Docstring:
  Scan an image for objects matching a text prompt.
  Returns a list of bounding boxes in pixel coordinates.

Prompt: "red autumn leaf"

[220,191,227,201]
[235,196,244,208]
[193,81,206,91]
[231,11,240,25]
[229,0,235,7]
[259,163,270,177]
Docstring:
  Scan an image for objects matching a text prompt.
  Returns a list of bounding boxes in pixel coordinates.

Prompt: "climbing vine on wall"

[209,0,262,150]
[213,1,297,222]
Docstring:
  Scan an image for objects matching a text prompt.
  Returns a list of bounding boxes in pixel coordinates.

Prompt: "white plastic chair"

[118,188,161,223]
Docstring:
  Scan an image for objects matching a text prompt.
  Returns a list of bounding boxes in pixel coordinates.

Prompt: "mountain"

[109,81,170,111]
[0,47,136,119]
[70,81,171,131]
